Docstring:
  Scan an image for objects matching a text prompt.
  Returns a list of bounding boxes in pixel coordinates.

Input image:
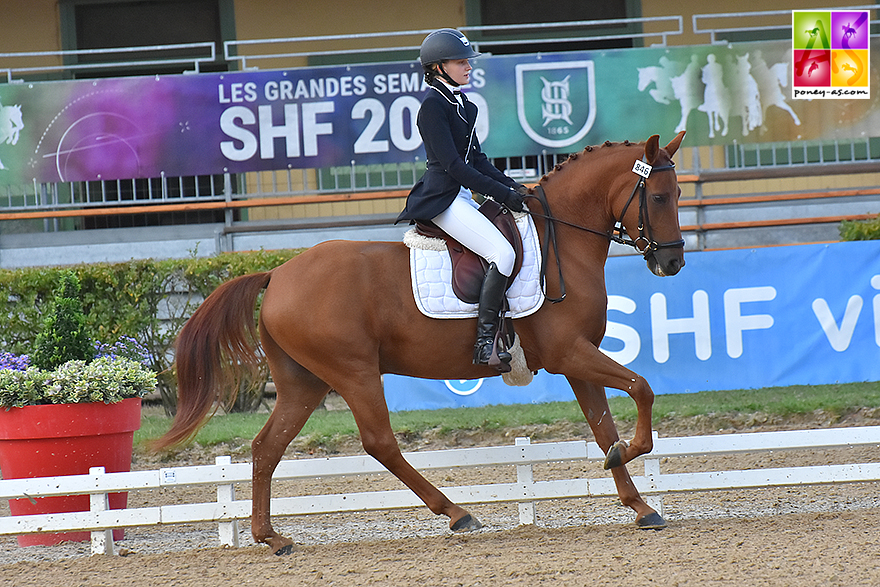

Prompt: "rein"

[524,160,680,304]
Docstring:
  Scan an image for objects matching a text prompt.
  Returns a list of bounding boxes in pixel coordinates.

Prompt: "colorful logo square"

[832,11,869,50]
[792,10,870,99]
[793,49,830,85]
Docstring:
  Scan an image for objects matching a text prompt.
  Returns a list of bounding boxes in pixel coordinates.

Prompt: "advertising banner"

[383,240,880,411]
[0,38,878,186]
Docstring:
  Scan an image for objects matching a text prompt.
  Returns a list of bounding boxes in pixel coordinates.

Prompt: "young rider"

[396,28,528,370]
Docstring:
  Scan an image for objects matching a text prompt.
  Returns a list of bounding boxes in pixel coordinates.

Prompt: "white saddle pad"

[406,212,544,319]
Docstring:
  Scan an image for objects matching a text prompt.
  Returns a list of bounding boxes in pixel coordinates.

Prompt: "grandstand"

[0,1,877,267]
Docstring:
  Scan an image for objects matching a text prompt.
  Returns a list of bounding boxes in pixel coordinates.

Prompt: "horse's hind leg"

[568,378,667,529]
[251,323,331,555]
[338,373,481,532]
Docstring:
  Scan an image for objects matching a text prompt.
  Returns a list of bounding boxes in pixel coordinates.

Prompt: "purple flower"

[93,337,152,368]
[0,352,30,371]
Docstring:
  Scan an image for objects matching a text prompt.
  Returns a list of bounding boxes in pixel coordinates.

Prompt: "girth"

[414,199,524,304]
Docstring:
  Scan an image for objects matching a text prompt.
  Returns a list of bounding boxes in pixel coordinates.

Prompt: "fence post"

[515,437,536,525]
[89,467,115,556]
[215,456,240,547]
[219,172,233,253]
[691,146,707,251]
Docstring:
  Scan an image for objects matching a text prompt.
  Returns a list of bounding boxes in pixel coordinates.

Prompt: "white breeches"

[432,187,515,277]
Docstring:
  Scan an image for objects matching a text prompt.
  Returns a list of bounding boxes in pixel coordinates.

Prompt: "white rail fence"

[1,426,879,555]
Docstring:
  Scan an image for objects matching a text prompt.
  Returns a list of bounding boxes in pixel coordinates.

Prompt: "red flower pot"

[0,397,141,546]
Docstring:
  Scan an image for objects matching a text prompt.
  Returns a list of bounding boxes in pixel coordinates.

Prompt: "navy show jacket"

[396,81,520,224]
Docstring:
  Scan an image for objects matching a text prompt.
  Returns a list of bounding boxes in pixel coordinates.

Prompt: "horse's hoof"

[603,440,628,470]
[636,512,667,530]
[273,543,295,556]
[450,513,483,532]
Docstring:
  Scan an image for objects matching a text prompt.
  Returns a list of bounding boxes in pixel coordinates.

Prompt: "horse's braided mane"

[537,139,641,184]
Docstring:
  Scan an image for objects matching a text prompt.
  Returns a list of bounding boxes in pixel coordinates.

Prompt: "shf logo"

[540,76,574,126]
[516,60,596,148]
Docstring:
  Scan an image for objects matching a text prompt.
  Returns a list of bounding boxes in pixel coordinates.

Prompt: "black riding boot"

[472,263,512,368]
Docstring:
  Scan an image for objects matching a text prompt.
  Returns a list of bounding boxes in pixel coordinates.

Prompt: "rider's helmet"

[419,29,481,67]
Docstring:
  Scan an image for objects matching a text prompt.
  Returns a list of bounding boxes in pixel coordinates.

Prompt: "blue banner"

[384,240,880,411]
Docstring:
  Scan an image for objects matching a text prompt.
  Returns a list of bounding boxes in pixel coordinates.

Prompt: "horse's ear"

[644,135,661,165]
[663,130,686,158]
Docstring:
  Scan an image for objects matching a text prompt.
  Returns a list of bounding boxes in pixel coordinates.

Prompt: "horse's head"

[531,131,686,281]
[4,105,23,126]
[616,131,686,277]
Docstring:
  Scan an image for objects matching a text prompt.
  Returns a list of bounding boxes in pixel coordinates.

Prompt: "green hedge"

[840,216,880,241]
[0,249,303,413]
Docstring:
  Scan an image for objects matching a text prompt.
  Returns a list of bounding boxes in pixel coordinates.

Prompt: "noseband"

[523,158,682,303]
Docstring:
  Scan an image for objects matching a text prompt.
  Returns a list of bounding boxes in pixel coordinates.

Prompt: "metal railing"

[223,17,685,70]
[0,174,227,213]
[0,151,576,215]
[0,42,218,83]
[726,137,880,169]
[4,9,878,81]
[693,4,880,45]
[2,136,877,218]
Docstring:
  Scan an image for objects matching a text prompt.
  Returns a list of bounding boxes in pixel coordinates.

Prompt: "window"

[61,0,233,76]
[468,0,642,54]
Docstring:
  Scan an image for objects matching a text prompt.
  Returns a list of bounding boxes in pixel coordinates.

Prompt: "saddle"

[414,199,524,304]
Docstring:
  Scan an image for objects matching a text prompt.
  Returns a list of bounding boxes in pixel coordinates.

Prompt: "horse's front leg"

[601,373,655,470]
[568,377,666,529]
[551,341,655,468]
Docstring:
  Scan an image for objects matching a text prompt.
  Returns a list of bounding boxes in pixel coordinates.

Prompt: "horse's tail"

[150,271,272,451]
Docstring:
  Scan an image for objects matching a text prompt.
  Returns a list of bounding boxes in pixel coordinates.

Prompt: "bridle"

[610,160,684,255]
[523,158,682,303]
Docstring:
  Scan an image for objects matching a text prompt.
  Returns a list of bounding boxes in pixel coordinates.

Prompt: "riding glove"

[503,189,525,213]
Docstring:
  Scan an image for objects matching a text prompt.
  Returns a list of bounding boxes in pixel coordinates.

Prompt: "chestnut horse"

[153,131,686,555]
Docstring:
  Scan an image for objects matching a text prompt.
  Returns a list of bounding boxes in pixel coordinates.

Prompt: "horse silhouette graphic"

[638,51,799,139]
[0,101,24,170]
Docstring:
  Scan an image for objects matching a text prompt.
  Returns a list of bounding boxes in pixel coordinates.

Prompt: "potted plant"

[0,272,157,546]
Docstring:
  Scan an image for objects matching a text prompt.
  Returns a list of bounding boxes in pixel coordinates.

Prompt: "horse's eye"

[652,193,668,204]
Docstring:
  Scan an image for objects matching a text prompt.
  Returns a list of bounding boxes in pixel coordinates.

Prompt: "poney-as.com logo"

[792,10,870,99]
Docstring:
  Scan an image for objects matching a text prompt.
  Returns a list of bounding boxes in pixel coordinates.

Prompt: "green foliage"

[0,367,48,408]
[0,357,157,408]
[31,272,93,371]
[0,249,303,413]
[0,267,62,354]
[840,215,880,241]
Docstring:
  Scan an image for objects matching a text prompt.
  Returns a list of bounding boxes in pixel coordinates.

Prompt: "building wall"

[3,1,875,55]
[1,0,63,70]
[4,1,874,71]
[233,0,463,40]
[644,0,877,46]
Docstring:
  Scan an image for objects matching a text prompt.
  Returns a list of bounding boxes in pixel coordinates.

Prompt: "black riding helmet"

[419,29,481,86]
